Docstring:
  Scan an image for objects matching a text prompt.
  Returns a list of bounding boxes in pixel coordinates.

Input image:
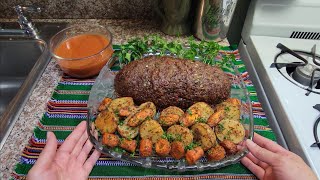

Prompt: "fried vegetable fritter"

[207,144,226,161]
[214,102,241,122]
[185,146,204,165]
[120,139,137,153]
[139,139,153,157]
[180,102,214,127]
[118,106,137,117]
[95,96,246,164]
[225,98,241,108]
[98,97,112,112]
[117,118,139,139]
[108,97,135,113]
[155,138,171,157]
[170,141,185,160]
[159,106,184,126]
[127,108,155,127]
[95,110,119,134]
[167,125,193,146]
[215,119,245,144]
[102,133,120,148]
[220,140,238,154]
[191,123,217,151]
[140,120,164,144]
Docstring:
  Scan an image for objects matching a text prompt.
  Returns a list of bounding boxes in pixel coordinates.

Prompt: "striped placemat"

[12,48,276,180]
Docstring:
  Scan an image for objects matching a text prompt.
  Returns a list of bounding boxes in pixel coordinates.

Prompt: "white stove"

[238,0,320,177]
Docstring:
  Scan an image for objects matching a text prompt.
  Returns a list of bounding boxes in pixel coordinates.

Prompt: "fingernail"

[47,131,52,139]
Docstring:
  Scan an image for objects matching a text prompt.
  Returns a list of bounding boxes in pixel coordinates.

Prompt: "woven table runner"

[12,48,276,180]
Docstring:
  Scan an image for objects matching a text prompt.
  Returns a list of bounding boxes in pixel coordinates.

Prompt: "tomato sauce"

[54,34,113,78]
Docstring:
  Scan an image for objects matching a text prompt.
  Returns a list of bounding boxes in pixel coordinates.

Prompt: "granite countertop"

[0,19,229,179]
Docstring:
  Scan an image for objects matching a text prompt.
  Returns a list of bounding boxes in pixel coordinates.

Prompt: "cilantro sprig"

[114,35,235,67]
[185,142,201,151]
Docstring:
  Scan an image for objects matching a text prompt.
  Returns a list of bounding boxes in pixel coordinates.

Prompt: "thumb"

[34,131,58,168]
[246,139,279,165]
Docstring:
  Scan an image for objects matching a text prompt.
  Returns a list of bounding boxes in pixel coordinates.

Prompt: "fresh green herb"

[113,35,232,67]
[115,37,149,66]
[119,137,124,143]
[130,152,136,157]
[224,130,232,140]
[187,109,193,115]
[226,130,232,136]
[224,106,230,112]
[196,117,207,123]
[118,119,124,126]
[114,147,126,153]
[217,53,237,72]
[136,135,140,145]
[161,132,175,142]
[180,122,185,127]
[217,124,225,131]
[114,109,119,116]
[97,129,102,137]
[175,134,182,142]
[159,119,165,125]
[185,142,201,151]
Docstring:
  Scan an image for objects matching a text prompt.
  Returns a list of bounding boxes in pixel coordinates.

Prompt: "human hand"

[27,121,101,180]
[240,133,317,180]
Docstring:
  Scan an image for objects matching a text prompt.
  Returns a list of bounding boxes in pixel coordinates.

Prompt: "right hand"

[27,121,101,180]
[241,133,317,180]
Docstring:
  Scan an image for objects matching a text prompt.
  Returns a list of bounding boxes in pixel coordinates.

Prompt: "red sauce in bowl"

[54,34,113,78]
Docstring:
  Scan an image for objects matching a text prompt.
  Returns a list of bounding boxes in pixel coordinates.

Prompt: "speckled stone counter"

[0,19,229,179]
[0,0,156,19]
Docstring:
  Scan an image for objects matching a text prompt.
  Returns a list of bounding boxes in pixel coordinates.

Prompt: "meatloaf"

[114,56,231,109]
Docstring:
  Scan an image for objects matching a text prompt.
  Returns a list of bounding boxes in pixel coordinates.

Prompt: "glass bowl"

[49,24,113,78]
[86,54,254,171]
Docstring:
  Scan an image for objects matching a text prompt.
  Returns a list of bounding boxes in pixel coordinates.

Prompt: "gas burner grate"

[290,31,320,40]
[312,104,320,149]
[270,43,320,96]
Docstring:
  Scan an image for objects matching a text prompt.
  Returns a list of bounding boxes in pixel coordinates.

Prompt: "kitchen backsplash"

[0,0,156,19]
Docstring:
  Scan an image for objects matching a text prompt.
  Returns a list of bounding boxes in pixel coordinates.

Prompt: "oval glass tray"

[86,53,254,171]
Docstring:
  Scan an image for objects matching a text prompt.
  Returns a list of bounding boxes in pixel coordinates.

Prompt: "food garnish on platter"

[95,97,244,165]
[86,35,253,170]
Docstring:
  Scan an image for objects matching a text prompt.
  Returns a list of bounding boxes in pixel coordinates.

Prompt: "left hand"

[27,121,101,180]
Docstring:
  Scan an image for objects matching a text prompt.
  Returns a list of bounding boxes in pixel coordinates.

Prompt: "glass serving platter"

[86,53,254,171]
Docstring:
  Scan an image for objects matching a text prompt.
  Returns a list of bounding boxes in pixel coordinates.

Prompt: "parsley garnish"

[161,132,175,142]
[114,147,126,153]
[187,109,193,115]
[130,152,136,157]
[114,110,119,116]
[185,142,201,150]
[175,134,182,141]
[118,119,124,126]
[196,117,207,123]
[217,124,225,131]
[113,35,232,67]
